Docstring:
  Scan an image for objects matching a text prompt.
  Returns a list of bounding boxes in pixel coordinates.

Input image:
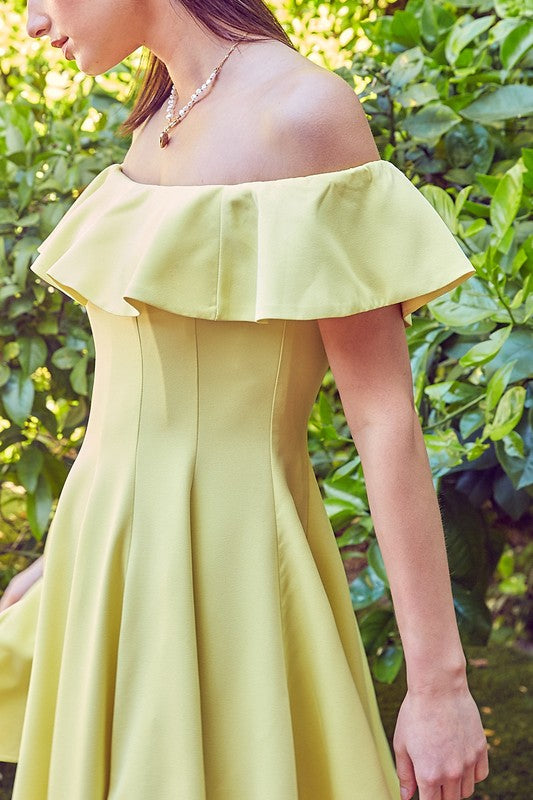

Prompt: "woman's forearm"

[349,406,468,693]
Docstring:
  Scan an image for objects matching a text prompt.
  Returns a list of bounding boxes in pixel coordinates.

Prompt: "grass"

[375,641,532,800]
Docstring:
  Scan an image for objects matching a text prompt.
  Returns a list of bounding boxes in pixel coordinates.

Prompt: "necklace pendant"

[160,38,245,152]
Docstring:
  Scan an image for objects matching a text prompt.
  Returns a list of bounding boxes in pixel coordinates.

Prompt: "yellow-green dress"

[0,159,475,799]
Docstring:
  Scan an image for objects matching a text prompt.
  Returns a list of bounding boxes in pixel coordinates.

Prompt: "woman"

[0,1,489,798]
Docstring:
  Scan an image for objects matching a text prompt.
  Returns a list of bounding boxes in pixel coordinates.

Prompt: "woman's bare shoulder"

[260,55,381,177]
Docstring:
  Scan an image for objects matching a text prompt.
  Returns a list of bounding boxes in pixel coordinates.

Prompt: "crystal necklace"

[159,38,247,148]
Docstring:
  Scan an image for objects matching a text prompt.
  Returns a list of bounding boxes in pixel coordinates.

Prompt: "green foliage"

[349,0,533,524]
[0,0,531,686]
[308,0,532,681]
[0,2,136,554]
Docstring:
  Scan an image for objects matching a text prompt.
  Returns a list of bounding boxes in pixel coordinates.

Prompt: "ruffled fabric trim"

[30,160,475,327]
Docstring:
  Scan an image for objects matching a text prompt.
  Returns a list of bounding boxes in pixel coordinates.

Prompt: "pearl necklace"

[159,38,246,148]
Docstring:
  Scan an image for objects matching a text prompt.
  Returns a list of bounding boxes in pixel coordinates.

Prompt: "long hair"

[117,0,296,138]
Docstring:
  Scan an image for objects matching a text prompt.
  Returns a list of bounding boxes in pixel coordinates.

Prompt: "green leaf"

[17,335,47,377]
[324,497,360,530]
[388,47,424,87]
[11,237,41,288]
[2,340,20,361]
[323,482,367,514]
[452,583,492,645]
[330,457,360,480]
[396,82,439,108]
[403,102,461,143]
[358,609,395,652]
[1,369,35,426]
[516,447,533,490]
[367,539,389,588]
[490,163,523,241]
[428,297,493,326]
[0,362,10,388]
[486,386,527,441]
[424,429,465,476]
[494,0,528,18]
[25,472,53,541]
[42,450,70,497]
[500,20,533,70]
[16,446,44,493]
[441,487,490,592]
[0,284,18,304]
[318,390,333,426]
[372,645,404,684]
[459,408,485,439]
[484,328,533,382]
[459,324,512,367]
[335,525,368,548]
[8,296,33,319]
[498,574,527,595]
[445,14,495,65]
[349,566,386,610]
[509,274,530,309]
[390,10,421,48]
[51,346,81,369]
[494,438,529,489]
[502,430,525,459]
[36,316,59,335]
[465,440,491,461]
[496,549,514,580]
[70,354,88,395]
[62,397,89,432]
[463,219,486,237]
[485,359,518,413]
[0,207,17,226]
[4,125,25,155]
[428,277,498,327]
[462,85,533,123]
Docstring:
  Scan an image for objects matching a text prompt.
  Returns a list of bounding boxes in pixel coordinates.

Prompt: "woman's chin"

[74,57,105,77]
[76,54,125,77]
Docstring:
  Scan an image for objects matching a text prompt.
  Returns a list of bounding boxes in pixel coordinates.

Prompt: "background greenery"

[0,0,532,795]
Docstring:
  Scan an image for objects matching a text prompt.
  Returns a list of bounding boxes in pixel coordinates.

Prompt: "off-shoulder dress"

[0,159,475,799]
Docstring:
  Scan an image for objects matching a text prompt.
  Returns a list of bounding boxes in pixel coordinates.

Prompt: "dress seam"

[119,316,143,582]
[268,319,297,762]
[214,190,223,319]
[96,315,143,796]
[191,318,200,487]
[269,318,287,615]
[189,317,206,789]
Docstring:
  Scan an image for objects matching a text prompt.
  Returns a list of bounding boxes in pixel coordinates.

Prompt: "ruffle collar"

[30,160,475,326]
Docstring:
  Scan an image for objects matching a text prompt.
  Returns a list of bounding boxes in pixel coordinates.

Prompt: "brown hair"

[117,0,297,138]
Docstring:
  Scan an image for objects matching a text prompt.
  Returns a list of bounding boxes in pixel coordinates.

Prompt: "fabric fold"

[0,575,42,762]
[30,160,475,327]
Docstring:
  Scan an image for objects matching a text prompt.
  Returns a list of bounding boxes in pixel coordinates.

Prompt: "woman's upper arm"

[317,303,417,435]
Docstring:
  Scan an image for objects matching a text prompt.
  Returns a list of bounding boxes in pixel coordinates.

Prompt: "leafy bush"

[0,0,531,683]
[307,0,533,681]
